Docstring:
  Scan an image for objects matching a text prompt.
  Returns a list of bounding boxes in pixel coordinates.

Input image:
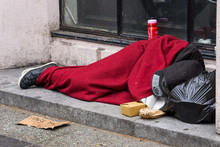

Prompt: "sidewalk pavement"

[0,104,168,146]
[0,67,220,147]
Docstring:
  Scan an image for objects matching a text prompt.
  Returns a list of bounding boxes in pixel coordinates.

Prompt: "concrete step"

[0,67,219,147]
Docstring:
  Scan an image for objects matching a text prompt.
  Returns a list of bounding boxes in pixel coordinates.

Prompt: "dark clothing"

[163,44,205,91]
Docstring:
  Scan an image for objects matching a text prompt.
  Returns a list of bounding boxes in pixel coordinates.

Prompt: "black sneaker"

[18,62,58,89]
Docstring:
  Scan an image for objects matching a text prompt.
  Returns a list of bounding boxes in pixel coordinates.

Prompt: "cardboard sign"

[16,115,70,129]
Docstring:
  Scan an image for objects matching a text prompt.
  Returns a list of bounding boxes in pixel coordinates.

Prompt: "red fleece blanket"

[36,35,188,105]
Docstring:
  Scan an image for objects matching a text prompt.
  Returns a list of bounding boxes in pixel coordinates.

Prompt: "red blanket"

[36,35,188,105]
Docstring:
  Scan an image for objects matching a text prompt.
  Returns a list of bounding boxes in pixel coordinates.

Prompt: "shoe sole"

[18,62,58,89]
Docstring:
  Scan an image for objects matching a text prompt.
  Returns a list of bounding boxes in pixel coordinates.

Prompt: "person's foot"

[18,62,58,89]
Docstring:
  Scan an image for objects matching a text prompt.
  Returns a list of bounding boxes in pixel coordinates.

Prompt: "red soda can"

[148,19,158,40]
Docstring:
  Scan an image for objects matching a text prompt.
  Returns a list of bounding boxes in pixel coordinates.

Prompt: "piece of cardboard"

[16,115,70,129]
[120,101,146,117]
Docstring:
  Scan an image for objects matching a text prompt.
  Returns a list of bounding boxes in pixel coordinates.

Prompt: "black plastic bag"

[167,70,216,124]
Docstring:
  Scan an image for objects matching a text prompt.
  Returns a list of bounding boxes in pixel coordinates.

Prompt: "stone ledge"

[0,67,219,147]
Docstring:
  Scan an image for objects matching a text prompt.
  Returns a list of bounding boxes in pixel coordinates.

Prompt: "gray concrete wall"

[0,0,56,69]
[0,0,122,68]
[47,0,60,31]
[50,38,122,66]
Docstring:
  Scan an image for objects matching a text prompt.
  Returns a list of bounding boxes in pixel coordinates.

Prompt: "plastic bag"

[167,70,216,123]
